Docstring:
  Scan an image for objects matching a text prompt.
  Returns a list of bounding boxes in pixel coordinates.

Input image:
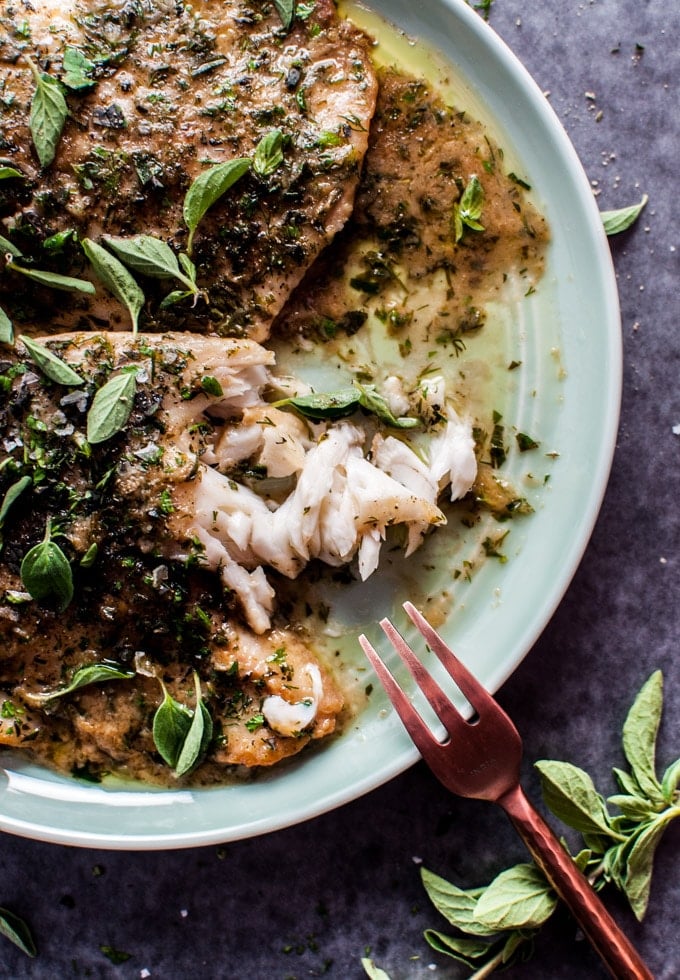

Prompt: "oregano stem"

[469,947,508,980]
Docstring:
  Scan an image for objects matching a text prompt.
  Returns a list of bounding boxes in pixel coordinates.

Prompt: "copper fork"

[359,602,652,980]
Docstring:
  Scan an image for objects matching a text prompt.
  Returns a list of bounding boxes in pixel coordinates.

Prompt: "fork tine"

[403,601,498,714]
[377,617,469,737]
[358,634,443,760]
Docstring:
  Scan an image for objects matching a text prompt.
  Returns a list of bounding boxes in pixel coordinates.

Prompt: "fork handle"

[498,783,653,979]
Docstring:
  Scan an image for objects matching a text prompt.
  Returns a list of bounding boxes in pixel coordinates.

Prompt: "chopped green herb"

[516,432,539,452]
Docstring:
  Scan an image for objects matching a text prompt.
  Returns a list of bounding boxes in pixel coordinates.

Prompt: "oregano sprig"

[83,238,145,334]
[152,673,213,776]
[273,380,419,428]
[365,671,679,979]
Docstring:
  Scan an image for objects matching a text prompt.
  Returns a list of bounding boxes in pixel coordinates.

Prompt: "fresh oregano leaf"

[612,766,645,799]
[661,758,680,804]
[86,370,138,444]
[19,335,85,386]
[28,61,69,168]
[26,662,135,704]
[159,289,194,309]
[607,794,655,821]
[0,476,31,547]
[103,235,197,294]
[622,812,676,920]
[273,0,296,30]
[360,959,392,980]
[253,129,284,177]
[274,386,359,420]
[7,259,95,294]
[0,234,23,258]
[152,683,192,768]
[354,381,419,428]
[80,542,98,568]
[535,760,618,838]
[82,238,144,335]
[201,376,223,397]
[420,868,497,937]
[0,306,13,345]
[174,673,213,776]
[621,670,664,803]
[501,929,530,964]
[453,174,485,243]
[43,228,76,255]
[473,863,557,931]
[422,929,495,964]
[274,382,419,428]
[183,158,250,253]
[20,520,73,611]
[0,166,24,180]
[601,195,648,236]
[0,907,36,958]
[62,47,96,90]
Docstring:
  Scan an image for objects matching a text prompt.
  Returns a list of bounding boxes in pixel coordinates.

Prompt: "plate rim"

[0,0,622,849]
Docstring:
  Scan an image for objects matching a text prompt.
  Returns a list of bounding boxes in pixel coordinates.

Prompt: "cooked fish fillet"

[278,66,548,341]
[0,329,476,782]
[0,0,377,339]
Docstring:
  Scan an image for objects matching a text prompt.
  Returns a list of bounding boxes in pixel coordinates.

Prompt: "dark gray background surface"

[1,1,678,977]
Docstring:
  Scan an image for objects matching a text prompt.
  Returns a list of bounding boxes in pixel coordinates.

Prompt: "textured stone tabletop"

[1,1,678,978]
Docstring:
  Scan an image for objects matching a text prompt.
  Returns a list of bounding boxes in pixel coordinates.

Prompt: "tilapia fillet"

[0,0,377,339]
[0,331,476,782]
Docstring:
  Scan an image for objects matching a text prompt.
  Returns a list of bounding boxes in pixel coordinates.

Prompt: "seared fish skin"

[0,0,377,339]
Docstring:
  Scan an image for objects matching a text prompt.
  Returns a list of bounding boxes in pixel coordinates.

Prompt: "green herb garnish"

[61,47,96,91]
[20,519,73,611]
[273,0,296,30]
[274,381,418,428]
[253,128,285,177]
[0,306,13,345]
[26,662,135,704]
[19,335,85,386]
[0,476,31,550]
[103,235,199,301]
[6,258,95,295]
[183,158,251,254]
[152,673,213,776]
[0,166,24,180]
[516,432,539,452]
[453,175,485,243]
[83,238,144,334]
[86,369,138,444]
[26,57,69,167]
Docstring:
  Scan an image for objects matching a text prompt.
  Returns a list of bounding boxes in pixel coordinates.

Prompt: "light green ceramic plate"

[0,0,620,848]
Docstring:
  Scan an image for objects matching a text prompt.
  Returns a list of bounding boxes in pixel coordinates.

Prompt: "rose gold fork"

[359,602,653,980]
